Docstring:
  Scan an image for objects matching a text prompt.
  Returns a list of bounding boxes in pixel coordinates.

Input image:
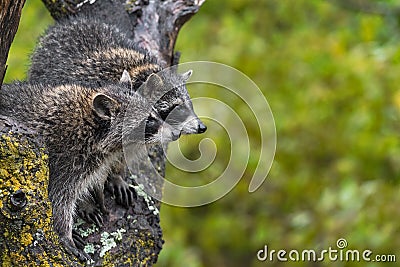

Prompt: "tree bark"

[0,0,204,266]
[0,0,26,87]
[0,117,81,266]
[41,0,205,65]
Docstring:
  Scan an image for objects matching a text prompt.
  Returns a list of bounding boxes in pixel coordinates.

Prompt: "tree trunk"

[0,117,81,266]
[0,0,204,266]
[0,0,26,87]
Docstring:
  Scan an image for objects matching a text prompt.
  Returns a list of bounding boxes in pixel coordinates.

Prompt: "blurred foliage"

[4,0,400,266]
[162,0,400,266]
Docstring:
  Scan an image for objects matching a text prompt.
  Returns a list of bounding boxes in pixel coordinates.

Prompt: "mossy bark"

[0,117,82,266]
[0,0,204,266]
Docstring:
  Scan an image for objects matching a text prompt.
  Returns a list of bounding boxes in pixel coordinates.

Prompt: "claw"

[116,185,123,205]
[122,186,129,207]
[89,211,103,227]
[100,203,110,215]
[127,187,136,206]
[61,235,91,262]
[72,230,85,250]
[108,175,137,207]
[77,201,105,227]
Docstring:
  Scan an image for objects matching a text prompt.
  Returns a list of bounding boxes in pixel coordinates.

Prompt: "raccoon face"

[157,98,206,135]
[118,70,180,144]
[120,69,207,142]
[145,108,181,144]
[154,70,207,136]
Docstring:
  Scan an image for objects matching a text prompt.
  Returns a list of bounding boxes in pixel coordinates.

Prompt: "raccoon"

[28,15,207,136]
[0,79,176,261]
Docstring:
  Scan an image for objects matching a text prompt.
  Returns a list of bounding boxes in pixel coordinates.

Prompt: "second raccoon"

[29,16,207,136]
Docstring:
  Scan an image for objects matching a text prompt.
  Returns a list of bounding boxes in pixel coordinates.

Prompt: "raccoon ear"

[181,70,193,81]
[119,70,133,89]
[120,70,132,83]
[141,73,163,100]
[92,94,118,120]
[147,73,163,89]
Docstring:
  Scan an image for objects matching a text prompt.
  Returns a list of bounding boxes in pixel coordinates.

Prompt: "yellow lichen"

[101,253,116,267]
[20,231,33,247]
[2,127,160,266]
[0,130,84,266]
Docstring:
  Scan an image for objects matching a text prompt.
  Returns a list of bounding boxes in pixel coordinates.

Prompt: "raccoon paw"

[106,175,136,208]
[61,235,91,262]
[77,202,104,227]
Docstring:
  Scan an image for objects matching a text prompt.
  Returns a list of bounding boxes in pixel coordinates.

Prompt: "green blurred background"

[5,0,400,266]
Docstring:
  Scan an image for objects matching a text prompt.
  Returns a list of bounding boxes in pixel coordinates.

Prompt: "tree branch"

[129,0,206,66]
[40,0,205,66]
[0,0,26,87]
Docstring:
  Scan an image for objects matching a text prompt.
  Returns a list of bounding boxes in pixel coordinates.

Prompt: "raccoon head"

[152,70,207,136]
[119,71,180,145]
[119,69,206,144]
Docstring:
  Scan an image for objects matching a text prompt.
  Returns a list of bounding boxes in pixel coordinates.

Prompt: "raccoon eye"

[160,104,179,120]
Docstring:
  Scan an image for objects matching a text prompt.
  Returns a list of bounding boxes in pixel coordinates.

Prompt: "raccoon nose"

[171,130,181,141]
[197,122,207,133]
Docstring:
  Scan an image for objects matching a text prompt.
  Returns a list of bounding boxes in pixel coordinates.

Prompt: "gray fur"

[28,16,206,135]
[0,82,172,259]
